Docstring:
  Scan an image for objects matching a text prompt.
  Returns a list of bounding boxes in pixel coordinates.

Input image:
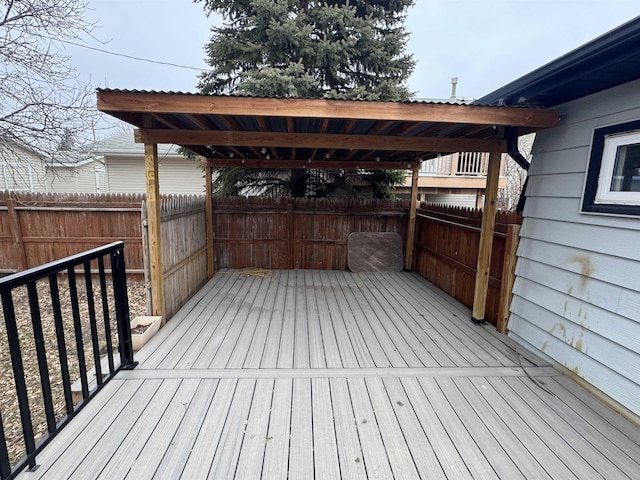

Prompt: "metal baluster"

[0,290,37,471]
[83,261,103,386]
[26,282,56,433]
[68,268,89,399]
[0,411,10,479]
[110,249,137,369]
[97,256,115,375]
[49,274,74,415]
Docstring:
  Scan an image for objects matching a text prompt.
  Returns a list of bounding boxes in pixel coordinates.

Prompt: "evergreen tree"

[197,0,415,198]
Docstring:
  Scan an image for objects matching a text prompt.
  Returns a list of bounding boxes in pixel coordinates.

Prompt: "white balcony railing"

[420,152,490,177]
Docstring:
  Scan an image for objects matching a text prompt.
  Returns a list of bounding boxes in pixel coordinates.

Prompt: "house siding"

[45,163,100,194]
[509,79,640,416]
[0,144,46,192]
[426,193,477,208]
[106,155,204,194]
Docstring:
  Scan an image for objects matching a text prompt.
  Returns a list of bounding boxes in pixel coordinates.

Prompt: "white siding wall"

[509,79,640,416]
[426,193,477,208]
[45,163,100,194]
[107,155,204,194]
[0,144,46,192]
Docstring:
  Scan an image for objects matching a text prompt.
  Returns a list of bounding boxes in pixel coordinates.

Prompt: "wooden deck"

[18,270,640,479]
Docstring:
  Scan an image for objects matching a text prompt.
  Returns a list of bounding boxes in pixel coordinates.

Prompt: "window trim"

[582,119,640,215]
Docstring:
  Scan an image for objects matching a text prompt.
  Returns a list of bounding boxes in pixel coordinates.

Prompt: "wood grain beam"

[201,158,419,170]
[471,150,502,324]
[135,129,506,153]
[98,91,560,128]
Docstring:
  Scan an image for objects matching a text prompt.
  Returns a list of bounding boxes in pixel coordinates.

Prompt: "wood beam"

[405,168,420,270]
[98,91,560,128]
[144,141,165,323]
[471,150,502,324]
[135,129,506,153]
[205,164,215,279]
[201,158,419,171]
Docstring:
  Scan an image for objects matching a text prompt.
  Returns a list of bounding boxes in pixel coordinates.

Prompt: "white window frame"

[594,130,640,205]
[0,162,34,192]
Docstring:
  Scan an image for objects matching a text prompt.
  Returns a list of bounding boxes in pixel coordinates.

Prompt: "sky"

[66,0,640,134]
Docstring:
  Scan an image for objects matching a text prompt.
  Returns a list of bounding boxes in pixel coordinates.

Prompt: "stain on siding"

[568,255,595,291]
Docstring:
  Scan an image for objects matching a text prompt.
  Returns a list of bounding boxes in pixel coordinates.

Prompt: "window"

[0,162,34,192]
[583,120,640,215]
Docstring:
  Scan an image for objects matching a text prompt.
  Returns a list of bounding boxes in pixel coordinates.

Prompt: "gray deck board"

[312,378,341,479]
[348,377,395,479]
[261,378,292,479]
[17,270,640,480]
[288,378,314,478]
[179,378,237,478]
[234,379,275,480]
[330,378,368,479]
[124,379,202,480]
[365,377,421,479]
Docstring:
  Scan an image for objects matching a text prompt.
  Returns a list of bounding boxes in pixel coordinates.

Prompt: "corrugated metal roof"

[95,88,532,109]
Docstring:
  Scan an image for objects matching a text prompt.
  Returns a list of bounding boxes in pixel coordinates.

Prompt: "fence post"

[205,165,215,279]
[7,198,27,271]
[287,201,294,269]
[497,223,521,333]
[141,200,152,316]
[111,247,137,370]
[405,168,419,270]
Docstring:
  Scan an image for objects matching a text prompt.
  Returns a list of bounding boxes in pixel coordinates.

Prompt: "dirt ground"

[0,277,147,466]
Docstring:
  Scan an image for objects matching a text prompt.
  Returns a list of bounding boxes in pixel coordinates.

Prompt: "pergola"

[97,89,559,325]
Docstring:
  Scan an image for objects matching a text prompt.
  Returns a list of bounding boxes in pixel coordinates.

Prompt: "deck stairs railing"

[0,242,136,479]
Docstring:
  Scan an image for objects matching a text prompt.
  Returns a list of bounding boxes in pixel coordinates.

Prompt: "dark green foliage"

[196,0,415,197]
[211,167,406,199]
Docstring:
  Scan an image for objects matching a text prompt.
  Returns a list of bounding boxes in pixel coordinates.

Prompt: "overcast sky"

[68,1,639,134]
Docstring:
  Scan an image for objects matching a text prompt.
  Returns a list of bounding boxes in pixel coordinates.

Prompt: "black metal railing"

[0,242,137,479]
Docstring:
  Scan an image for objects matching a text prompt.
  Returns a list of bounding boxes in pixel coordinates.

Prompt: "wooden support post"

[7,198,27,271]
[144,142,165,324]
[497,224,521,334]
[405,168,419,270]
[471,151,502,324]
[205,164,215,279]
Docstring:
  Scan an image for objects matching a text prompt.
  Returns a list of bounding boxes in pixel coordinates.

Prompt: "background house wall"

[0,143,47,192]
[44,161,103,194]
[105,155,204,195]
[508,78,640,416]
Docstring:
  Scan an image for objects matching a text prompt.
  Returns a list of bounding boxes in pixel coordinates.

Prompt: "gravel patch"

[0,276,147,466]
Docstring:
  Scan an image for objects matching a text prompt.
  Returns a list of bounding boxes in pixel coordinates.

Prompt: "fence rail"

[0,193,144,276]
[212,197,410,271]
[0,242,136,479]
[142,195,208,321]
[413,204,523,326]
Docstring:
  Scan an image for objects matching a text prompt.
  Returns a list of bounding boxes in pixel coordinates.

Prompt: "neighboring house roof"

[0,136,46,160]
[86,131,183,157]
[477,15,640,108]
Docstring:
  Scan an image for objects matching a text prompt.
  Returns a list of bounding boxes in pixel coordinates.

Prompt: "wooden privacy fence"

[212,197,411,270]
[413,204,523,328]
[1,192,522,330]
[0,192,144,275]
[142,195,208,321]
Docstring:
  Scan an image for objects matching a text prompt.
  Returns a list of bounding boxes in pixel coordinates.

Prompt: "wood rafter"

[98,91,560,128]
[135,129,507,153]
